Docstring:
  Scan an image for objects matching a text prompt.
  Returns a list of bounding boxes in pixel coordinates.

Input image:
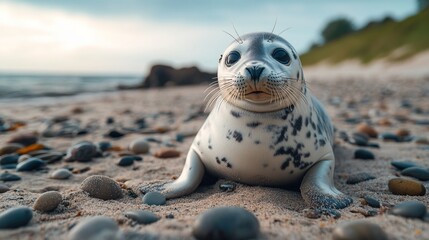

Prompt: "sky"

[0,0,417,75]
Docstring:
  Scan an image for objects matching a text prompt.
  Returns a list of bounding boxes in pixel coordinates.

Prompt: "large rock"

[119,65,215,89]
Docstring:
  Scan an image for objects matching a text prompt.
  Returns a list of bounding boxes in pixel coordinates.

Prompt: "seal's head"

[217,32,305,112]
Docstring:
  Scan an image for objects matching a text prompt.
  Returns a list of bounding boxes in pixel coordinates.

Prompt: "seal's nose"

[245,66,265,82]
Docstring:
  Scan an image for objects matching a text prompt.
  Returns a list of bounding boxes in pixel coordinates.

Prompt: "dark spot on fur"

[306,131,311,138]
[254,140,260,144]
[226,163,232,168]
[291,116,303,136]
[319,139,326,146]
[304,152,311,158]
[208,145,212,149]
[305,117,309,127]
[221,157,227,162]
[233,131,243,142]
[281,159,290,170]
[230,110,241,118]
[247,122,261,128]
[290,170,294,174]
[263,163,269,168]
[275,143,311,170]
[297,72,300,79]
[274,126,288,145]
[197,141,200,146]
[216,157,221,164]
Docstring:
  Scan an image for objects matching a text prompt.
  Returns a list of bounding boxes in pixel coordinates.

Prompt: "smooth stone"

[105,129,125,139]
[0,154,19,165]
[391,160,421,170]
[16,158,45,171]
[7,133,38,146]
[395,128,410,137]
[142,191,166,206]
[401,167,429,181]
[354,149,375,160]
[379,132,400,142]
[33,191,62,212]
[50,169,73,180]
[124,210,160,224]
[118,156,134,167]
[1,164,16,169]
[346,172,376,184]
[192,206,260,240]
[81,175,123,200]
[0,172,21,181]
[133,156,143,161]
[0,184,10,193]
[98,141,112,152]
[351,134,369,146]
[388,178,426,196]
[68,216,121,240]
[332,220,388,240]
[154,148,181,158]
[37,152,64,163]
[106,117,115,124]
[355,123,378,138]
[18,154,31,163]
[363,196,381,208]
[390,201,427,219]
[414,119,429,125]
[0,206,33,229]
[144,137,162,143]
[0,143,23,156]
[65,142,97,162]
[414,137,429,145]
[219,182,236,192]
[129,139,150,154]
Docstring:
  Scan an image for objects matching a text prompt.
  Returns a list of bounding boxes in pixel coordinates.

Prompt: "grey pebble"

[391,160,421,170]
[363,196,380,208]
[50,168,73,180]
[124,210,160,224]
[0,183,10,193]
[16,158,45,171]
[0,154,19,165]
[401,167,429,181]
[379,132,400,142]
[354,149,375,160]
[192,206,260,240]
[36,152,64,163]
[68,216,122,240]
[332,220,388,240]
[118,156,134,167]
[81,175,123,200]
[65,141,98,162]
[0,171,21,181]
[346,172,376,184]
[142,191,166,206]
[98,141,112,152]
[1,164,17,169]
[0,143,23,155]
[390,200,427,219]
[219,182,236,192]
[0,206,33,229]
[33,191,62,212]
[129,139,150,154]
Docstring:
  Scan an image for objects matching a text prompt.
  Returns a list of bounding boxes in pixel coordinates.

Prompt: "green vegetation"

[300,7,429,65]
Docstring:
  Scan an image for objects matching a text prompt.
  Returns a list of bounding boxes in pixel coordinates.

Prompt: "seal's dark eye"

[272,48,291,65]
[225,51,240,67]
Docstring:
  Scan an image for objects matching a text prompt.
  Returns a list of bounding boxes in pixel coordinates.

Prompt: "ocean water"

[0,73,142,104]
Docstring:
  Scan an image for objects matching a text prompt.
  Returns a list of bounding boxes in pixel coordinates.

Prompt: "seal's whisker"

[267,18,278,42]
[277,27,292,37]
[223,30,241,44]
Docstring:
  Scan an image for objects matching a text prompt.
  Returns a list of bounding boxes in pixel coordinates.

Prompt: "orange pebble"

[17,143,45,154]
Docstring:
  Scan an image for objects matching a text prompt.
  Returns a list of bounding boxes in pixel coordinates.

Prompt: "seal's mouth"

[245,90,271,102]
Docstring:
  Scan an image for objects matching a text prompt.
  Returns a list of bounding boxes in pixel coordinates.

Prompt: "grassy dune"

[301,8,429,65]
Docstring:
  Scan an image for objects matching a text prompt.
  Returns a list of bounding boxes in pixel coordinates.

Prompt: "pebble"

[17,143,45,155]
[50,168,73,180]
[354,149,375,160]
[18,154,31,163]
[363,196,381,208]
[7,133,38,146]
[391,160,421,170]
[0,206,33,229]
[65,142,97,162]
[414,119,429,125]
[118,156,135,166]
[129,139,150,154]
[98,141,112,152]
[401,167,429,181]
[388,178,426,196]
[390,201,427,219]
[395,128,410,137]
[0,143,23,155]
[414,137,429,145]
[0,184,10,193]
[379,132,400,142]
[133,156,143,161]
[36,152,64,163]
[68,216,121,240]
[154,148,181,158]
[124,210,160,224]
[81,175,123,200]
[219,182,236,192]
[106,117,115,124]
[351,133,369,146]
[332,220,388,240]
[355,123,378,138]
[0,154,19,165]
[105,129,125,139]
[346,172,376,184]
[16,158,46,171]
[192,206,260,240]
[0,171,21,181]
[142,191,166,205]
[33,191,62,212]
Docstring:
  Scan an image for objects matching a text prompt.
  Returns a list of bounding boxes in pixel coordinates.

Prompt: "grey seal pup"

[142,32,353,209]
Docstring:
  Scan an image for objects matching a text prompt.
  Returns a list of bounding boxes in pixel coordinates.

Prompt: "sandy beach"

[0,75,428,239]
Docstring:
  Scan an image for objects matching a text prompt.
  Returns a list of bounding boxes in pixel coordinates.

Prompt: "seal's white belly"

[192,101,333,187]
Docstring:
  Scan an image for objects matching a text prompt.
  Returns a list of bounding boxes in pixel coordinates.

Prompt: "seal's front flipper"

[300,160,352,209]
[141,149,205,199]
